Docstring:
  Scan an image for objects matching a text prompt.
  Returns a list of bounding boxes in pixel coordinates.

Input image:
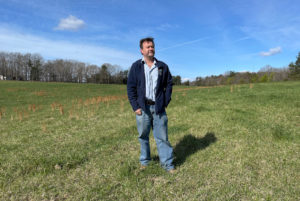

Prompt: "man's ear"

[140,49,143,55]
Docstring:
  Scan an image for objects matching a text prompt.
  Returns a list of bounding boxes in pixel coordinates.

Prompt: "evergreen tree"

[289,52,300,80]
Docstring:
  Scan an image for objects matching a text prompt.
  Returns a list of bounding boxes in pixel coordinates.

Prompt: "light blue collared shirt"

[143,57,158,101]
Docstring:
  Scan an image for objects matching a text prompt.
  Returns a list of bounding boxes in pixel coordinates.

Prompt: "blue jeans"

[136,105,174,170]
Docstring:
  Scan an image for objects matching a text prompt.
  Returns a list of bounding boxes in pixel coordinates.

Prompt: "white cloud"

[0,27,136,67]
[55,15,85,31]
[260,47,282,57]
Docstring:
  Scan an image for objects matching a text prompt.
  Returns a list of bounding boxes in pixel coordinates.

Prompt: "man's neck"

[144,56,154,68]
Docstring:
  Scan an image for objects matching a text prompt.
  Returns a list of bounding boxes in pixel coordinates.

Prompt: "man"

[127,37,175,173]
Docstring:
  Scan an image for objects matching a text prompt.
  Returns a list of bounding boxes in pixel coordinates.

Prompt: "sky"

[1,0,300,80]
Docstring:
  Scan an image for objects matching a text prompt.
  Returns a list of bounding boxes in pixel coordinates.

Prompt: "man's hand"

[135,108,142,115]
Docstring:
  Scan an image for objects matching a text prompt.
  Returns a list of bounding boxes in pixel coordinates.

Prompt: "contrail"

[233,36,251,43]
[157,35,251,52]
[157,36,213,52]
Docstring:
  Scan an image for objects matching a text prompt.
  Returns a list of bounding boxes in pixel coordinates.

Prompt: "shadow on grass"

[152,155,160,161]
[174,132,217,166]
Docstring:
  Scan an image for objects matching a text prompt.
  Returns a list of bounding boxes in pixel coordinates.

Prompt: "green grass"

[0,81,299,200]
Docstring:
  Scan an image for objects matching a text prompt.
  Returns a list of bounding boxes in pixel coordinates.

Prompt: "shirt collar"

[141,57,157,65]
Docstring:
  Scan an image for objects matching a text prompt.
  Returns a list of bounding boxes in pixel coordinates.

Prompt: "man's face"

[140,41,155,58]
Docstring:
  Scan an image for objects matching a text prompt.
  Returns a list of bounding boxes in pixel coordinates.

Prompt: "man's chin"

[144,54,154,59]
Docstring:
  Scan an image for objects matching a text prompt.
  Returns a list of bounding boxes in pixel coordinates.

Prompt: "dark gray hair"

[139,37,154,49]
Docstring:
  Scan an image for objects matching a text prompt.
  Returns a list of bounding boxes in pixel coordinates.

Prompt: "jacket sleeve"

[127,64,140,111]
[164,65,173,107]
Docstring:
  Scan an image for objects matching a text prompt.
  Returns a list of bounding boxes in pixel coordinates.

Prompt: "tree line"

[0,52,128,84]
[182,52,300,86]
[0,51,299,86]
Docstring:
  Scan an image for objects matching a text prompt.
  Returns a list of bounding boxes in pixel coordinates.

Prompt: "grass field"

[0,81,299,200]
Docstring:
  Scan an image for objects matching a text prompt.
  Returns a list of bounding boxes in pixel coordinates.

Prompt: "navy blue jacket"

[127,58,173,114]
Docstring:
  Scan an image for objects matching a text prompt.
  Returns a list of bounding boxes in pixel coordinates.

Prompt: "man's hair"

[139,37,155,49]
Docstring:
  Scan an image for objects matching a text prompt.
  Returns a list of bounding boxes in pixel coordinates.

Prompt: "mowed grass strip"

[0,81,299,200]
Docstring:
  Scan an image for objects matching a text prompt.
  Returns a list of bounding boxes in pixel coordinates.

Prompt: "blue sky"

[1,0,300,80]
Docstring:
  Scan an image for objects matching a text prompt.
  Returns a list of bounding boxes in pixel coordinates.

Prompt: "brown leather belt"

[145,99,155,105]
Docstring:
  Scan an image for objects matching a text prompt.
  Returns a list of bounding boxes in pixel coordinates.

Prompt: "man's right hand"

[135,108,142,115]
